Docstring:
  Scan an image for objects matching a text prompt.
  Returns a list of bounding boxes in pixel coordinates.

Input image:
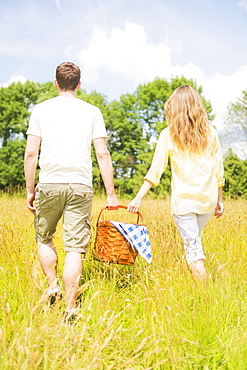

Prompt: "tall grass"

[0,195,247,369]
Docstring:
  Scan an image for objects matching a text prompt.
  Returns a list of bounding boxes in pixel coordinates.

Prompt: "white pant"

[173,213,212,264]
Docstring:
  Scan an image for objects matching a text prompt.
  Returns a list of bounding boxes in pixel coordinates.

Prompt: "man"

[24,62,118,322]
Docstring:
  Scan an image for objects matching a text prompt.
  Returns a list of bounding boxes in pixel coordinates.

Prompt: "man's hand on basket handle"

[107,193,119,210]
[127,180,153,213]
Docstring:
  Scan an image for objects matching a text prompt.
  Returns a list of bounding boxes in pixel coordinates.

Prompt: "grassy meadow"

[1,194,247,369]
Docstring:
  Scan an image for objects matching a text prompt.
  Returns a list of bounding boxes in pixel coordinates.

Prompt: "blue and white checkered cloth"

[110,222,152,264]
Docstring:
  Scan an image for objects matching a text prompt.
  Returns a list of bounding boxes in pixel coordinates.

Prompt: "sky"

[0,0,247,154]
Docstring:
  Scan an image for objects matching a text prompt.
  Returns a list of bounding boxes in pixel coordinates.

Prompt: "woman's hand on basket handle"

[127,180,153,213]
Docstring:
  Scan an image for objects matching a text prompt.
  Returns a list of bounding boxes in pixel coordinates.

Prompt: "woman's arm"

[214,186,224,218]
[127,180,153,213]
[127,129,169,213]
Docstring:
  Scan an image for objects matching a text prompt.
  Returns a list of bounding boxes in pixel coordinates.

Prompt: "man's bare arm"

[93,137,118,209]
[24,135,41,214]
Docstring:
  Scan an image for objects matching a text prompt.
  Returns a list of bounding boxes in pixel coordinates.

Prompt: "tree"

[106,94,149,195]
[0,77,222,196]
[0,139,26,190]
[0,81,40,190]
[0,81,40,146]
[79,90,151,195]
[135,76,214,139]
[226,89,247,140]
[86,77,215,196]
[37,81,58,103]
[223,149,247,198]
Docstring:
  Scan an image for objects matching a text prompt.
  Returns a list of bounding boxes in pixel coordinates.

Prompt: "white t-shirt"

[26,96,107,186]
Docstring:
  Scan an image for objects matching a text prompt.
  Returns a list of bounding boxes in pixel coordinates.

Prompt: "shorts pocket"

[70,184,93,199]
[35,184,60,211]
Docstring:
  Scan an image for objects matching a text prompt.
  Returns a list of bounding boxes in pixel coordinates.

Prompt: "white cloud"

[204,66,247,130]
[78,22,171,84]
[78,22,206,86]
[1,75,27,87]
[77,21,247,133]
[78,22,207,88]
[237,1,247,11]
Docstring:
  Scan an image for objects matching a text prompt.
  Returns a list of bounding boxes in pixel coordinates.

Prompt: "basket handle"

[96,205,145,226]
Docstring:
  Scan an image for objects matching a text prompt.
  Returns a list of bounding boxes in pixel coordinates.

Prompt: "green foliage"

[106,94,149,195]
[37,81,58,102]
[223,149,247,198]
[1,76,246,199]
[135,76,214,139]
[0,81,40,146]
[135,78,171,138]
[0,139,26,190]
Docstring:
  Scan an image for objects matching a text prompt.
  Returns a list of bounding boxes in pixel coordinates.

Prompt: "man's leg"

[35,184,64,296]
[62,184,93,317]
[63,251,82,312]
[37,241,59,290]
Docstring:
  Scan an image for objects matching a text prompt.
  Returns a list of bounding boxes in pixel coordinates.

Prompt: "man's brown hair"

[55,62,81,91]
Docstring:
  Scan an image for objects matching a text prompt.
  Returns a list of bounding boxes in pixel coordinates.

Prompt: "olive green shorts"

[34,183,93,253]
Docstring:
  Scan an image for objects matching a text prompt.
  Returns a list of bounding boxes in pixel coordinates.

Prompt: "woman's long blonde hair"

[165,85,209,153]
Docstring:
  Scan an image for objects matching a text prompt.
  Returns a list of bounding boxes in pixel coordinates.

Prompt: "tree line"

[0,76,247,198]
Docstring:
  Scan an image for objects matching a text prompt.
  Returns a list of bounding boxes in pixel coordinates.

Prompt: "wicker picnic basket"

[94,205,145,265]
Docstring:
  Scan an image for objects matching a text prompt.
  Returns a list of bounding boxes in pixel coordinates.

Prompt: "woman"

[127,85,224,281]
